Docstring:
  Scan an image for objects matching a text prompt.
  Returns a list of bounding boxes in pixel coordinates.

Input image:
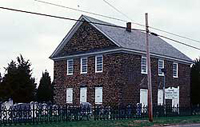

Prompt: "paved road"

[166,124,200,127]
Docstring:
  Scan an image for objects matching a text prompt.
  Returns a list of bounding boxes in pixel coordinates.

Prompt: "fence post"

[65,104,67,121]
[33,103,34,125]
[0,104,1,126]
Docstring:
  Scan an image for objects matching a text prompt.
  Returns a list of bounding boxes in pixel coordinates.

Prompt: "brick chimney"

[126,22,131,32]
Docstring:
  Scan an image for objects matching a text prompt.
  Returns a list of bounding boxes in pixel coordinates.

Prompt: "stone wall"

[53,22,191,107]
[54,52,191,107]
[56,21,117,57]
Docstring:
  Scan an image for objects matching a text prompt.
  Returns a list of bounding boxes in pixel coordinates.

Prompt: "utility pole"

[145,13,153,122]
[161,68,166,115]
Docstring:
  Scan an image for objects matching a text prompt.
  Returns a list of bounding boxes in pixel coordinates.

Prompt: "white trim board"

[51,47,193,65]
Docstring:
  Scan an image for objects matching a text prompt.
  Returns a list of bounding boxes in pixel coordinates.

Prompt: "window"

[81,57,88,74]
[173,63,178,78]
[157,89,163,105]
[95,55,103,73]
[80,87,87,103]
[95,87,103,104]
[141,56,147,74]
[66,88,73,103]
[158,59,164,76]
[67,59,73,75]
[140,89,148,107]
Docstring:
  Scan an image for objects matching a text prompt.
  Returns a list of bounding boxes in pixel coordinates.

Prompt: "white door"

[158,89,163,105]
[95,87,103,104]
[80,87,87,103]
[66,88,73,104]
[140,89,148,107]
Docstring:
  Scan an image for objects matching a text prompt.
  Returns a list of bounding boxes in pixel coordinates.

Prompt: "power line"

[102,0,200,44]
[102,0,143,27]
[150,26,200,43]
[34,0,127,23]
[103,0,131,21]
[0,6,132,30]
[0,6,199,51]
[151,32,200,51]
[36,0,200,44]
[102,0,144,28]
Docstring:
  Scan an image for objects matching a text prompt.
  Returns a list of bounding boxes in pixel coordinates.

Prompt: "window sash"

[157,89,163,105]
[158,60,164,76]
[95,87,103,104]
[141,56,147,74]
[66,88,73,103]
[81,57,88,74]
[173,63,178,78]
[140,89,148,107]
[95,55,103,72]
[67,59,73,75]
[80,87,87,103]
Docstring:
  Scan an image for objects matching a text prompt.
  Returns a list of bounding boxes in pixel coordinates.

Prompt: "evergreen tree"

[0,72,2,83]
[36,70,53,103]
[0,72,5,101]
[0,55,36,103]
[191,57,200,105]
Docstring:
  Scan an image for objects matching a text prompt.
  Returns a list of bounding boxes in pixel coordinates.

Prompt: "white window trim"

[141,56,147,74]
[158,59,164,76]
[80,57,88,74]
[157,89,163,106]
[80,87,87,103]
[67,59,73,75]
[173,62,178,78]
[95,87,103,104]
[140,89,148,107]
[66,88,73,104]
[95,55,103,73]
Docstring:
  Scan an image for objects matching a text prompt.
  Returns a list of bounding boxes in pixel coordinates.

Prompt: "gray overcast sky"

[0,0,200,84]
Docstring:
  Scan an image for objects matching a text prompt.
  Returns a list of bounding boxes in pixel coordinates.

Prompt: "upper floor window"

[158,59,164,76]
[67,59,73,75]
[81,57,88,74]
[95,55,103,73]
[141,56,147,74]
[173,63,178,78]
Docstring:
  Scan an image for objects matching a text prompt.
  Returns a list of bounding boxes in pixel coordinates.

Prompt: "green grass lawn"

[7,115,200,127]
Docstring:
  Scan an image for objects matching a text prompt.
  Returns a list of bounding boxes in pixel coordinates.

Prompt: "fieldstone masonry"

[53,21,191,107]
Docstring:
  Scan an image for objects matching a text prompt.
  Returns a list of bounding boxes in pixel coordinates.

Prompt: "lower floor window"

[158,89,163,105]
[80,87,87,103]
[66,88,73,104]
[95,87,103,104]
[66,86,104,104]
[140,89,148,107]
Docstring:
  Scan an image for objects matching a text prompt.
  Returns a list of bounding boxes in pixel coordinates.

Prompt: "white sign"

[165,87,179,99]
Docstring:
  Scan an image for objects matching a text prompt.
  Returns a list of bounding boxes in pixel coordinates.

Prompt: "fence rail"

[0,104,200,126]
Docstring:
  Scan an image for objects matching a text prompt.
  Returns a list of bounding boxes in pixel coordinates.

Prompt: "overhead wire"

[35,0,200,44]
[102,0,144,27]
[102,0,200,44]
[102,0,131,21]
[151,32,200,51]
[0,6,137,30]
[0,6,199,51]
[34,0,127,22]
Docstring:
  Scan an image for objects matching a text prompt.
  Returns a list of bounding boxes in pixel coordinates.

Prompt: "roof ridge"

[50,15,193,64]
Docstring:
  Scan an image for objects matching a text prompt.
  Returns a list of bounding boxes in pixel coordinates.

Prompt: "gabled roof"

[50,15,193,64]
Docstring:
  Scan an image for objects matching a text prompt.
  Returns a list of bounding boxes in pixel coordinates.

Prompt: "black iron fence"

[0,104,200,126]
